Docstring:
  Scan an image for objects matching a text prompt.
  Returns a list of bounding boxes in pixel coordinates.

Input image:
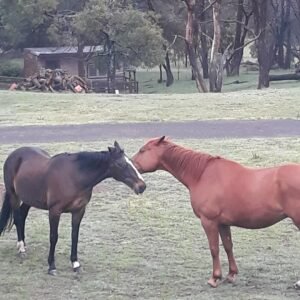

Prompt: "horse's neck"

[160,144,214,189]
[76,151,111,188]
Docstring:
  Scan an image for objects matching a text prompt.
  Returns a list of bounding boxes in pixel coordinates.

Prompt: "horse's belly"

[15,177,48,210]
[20,197,48,210]
[225,209,286,229]
[17,192,48,210]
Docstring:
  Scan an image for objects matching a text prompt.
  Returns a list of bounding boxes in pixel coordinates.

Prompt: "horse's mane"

[163,142,219,180]
[66,151,110,171]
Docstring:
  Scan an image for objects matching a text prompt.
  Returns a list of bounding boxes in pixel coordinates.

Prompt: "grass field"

[1,68,300,299]
[1,138,300,299]
[1,86,300,126]
[137,68,300,94]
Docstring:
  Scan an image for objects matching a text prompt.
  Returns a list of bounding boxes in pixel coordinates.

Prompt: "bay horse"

[0,141,146,275]
[132,136,300,288]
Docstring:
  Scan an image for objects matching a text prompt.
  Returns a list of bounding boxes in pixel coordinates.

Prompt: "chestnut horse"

[0,141,146,275]
[132,136,300,288]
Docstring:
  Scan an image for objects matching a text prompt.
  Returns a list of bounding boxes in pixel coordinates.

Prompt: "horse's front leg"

[201,218,222,287]
[219,225,238,283]
[70,208,86,272]
[48,210,61,275]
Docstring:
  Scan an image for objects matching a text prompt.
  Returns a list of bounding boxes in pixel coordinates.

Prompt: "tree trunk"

[106,39,116,93]
[196,0,209,78]
[77,44,86,79]
[269,73,300,81]
[162,51,174,87]
[276,0,286,68]
[226,0,251,76]
[253,0,276,89]
[158,64,163,83]
[185,41,207,92]
[284,0,291,69]
[284,24,291,69]
[209,0,223,92]
[184,0,208,92]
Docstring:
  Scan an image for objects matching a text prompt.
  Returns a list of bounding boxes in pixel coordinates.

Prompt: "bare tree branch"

[166,35,178,51]
[225,29,264,65]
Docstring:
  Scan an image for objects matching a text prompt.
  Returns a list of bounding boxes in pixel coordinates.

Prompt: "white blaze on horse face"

[125,156,144,181]
[17,241,26,253]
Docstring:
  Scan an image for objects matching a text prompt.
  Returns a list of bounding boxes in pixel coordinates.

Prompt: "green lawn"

[0,86,300,126]
[1,137,300,299]
[1,63,300,299]
[137,67,300,94]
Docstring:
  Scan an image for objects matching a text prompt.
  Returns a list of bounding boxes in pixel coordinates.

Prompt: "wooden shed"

[23,46,103,77]
[23,46,138,93]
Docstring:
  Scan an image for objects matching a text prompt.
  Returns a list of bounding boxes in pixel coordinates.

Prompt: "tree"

[225,0,253,76]
[183,0,208,92]
[209,0,223,92]
[252,0,276,88]
[195,0,209,79]
[274,0,292,69]
[0,0,58,51]
[48,0,165,84]
[141,0,186,86]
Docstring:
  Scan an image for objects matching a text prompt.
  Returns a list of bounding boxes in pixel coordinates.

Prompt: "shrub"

[0,61,23,77]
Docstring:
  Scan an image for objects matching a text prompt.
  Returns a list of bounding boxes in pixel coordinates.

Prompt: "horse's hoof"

[207,277,220,288]
[73,266,81,273]
[225,273,237,284]
[19,252,26,259]
[48,269,57,276]
[294,280,300,289]
[72,261,81,273]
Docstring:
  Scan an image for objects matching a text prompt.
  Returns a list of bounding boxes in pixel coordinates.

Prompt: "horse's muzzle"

[134,181,146,194]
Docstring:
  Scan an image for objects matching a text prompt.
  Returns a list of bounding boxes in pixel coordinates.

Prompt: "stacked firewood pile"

[14,69,88,93]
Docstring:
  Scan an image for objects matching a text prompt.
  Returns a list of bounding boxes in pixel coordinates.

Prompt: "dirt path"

[0,119,300,144]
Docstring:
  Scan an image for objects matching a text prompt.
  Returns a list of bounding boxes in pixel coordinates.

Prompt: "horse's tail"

[0,192,14,235]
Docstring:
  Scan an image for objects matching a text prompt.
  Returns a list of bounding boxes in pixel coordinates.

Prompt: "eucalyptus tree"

[134,0,187,86]
[0,0,58,51]
[48,0,165,89]
[252,0,276,88]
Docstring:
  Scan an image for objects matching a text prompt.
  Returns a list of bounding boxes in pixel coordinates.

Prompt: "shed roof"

[24,46,104,56]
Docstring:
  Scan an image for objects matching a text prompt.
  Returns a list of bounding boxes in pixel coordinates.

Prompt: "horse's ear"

[108,146,115,153]
[114,141,121,151]
[157,136,165,145]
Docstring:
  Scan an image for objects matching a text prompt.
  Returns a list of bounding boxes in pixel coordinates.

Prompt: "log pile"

[269,63,300,82]
[15,69,88,93]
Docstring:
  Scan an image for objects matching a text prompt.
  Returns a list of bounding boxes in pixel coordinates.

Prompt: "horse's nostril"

[139,184,146,194]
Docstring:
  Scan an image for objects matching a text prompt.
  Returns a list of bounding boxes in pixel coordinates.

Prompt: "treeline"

[0,0,299,92]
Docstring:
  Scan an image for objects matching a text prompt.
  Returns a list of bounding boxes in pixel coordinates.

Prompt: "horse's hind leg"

[14,204,30,256]
[14,207,26,255]
[9,196,29,256]
[17,203,30,247]
[70,208,86,272]
[287,215,300,289]
[219,225,238,284]
[282,206,300,289]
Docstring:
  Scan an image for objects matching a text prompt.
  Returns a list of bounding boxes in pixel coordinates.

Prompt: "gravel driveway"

[0,119,299,144]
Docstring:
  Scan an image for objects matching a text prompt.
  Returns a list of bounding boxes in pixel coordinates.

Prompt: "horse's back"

[7,146,50,160]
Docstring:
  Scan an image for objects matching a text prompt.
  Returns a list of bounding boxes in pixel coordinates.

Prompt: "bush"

[0,61,23,77]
